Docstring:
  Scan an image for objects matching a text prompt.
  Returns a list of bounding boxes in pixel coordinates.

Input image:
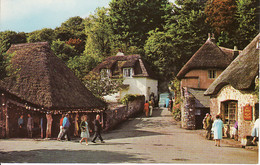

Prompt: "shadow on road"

[0,149,143,163]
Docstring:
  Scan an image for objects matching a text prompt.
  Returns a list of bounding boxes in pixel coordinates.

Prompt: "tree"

[84,71,124,98]
[51,40,78,62]
[109,0,173,51]
[84,7,113,57]
[204,0,238,47]
[60,16,86,41]
[27,28,55,43]
[144,0,209,81]
[236,0,259,49]
[67,54,102,81]
[0,31,26,54]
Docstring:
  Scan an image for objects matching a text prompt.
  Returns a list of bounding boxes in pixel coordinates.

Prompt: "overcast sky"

[0,0,175,33]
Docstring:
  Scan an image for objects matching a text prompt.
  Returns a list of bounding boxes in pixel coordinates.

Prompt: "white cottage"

[90,52,158,102]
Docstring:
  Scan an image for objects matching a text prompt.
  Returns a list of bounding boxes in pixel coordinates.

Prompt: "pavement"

[0,107,258,163]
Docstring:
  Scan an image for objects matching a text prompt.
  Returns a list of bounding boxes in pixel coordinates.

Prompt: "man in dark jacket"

[91,114,105,143]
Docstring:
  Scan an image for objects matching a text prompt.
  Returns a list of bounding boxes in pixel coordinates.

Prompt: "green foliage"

[236,0,259,49]
[109,0,172,51]
[170,77,182,121]
[84,7,113,57]
[27,28,55,43]
[0,52,20,80]
[84,71,124,98]
[51,40,78,62]
[67,54,102,81]
[0,31,26,54]
[121,94,143,104]
[144,0,209,81]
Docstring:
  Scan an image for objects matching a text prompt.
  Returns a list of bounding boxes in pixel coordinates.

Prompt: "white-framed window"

[208,70,216,79]
[123,68,133,78]
[101,69,111,78]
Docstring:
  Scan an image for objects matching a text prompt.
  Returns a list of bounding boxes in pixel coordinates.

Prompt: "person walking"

[149,99,154,117]
[62,113,71,141]
[40,114,47,139]
[18,115,24,137]
[203,113,209,130]
[46,112,53,139]
[252,118,259,145]
[79,115,91,145]
[144,100,149,117]
[57,114,66,141]
[91,114,105,143]
[27,114,34,138]
[205,114,213,140]
[212,115,224,147]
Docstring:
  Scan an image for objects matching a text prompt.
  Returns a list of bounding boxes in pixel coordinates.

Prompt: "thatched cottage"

[177,34,240,129]
[0,42,106,138]
[204,33,259,144]
[89,52,158,102]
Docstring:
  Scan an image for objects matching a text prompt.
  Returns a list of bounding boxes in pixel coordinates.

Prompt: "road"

[0,108,258,163]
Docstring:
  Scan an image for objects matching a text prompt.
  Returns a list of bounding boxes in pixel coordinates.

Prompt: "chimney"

[207,33,215,43]
[210,33,216,43]
[233,46,239,60]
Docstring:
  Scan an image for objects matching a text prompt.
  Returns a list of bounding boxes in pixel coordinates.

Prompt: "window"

[221,101,238,125]
[101,69,111,78]
[123,68,133,78]
[208,70,216,79]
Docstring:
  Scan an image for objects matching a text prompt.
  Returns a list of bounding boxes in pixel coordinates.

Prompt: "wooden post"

[5,100,9,138]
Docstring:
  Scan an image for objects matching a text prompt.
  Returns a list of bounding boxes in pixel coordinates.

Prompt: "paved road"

[0,108,258,163]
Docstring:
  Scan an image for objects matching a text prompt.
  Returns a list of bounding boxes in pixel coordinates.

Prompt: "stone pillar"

[181,88,196,130]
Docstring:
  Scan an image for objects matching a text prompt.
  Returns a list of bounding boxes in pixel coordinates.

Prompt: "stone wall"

[104,96,145,131]
[210,85,258,143]
[181,87,196,130]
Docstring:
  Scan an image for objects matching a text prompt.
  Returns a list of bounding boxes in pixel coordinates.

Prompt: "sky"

[0,0,175,33]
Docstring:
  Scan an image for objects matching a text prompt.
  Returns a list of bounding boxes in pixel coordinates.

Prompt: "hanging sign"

[243,104,252,121]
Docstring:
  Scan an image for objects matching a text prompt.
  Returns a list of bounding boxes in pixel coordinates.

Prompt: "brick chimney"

[207,33,215,43]
[233,46,239,60]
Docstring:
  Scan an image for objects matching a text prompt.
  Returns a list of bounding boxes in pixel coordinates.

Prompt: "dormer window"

[256,38,260,49]
[101,69,111,78]
[123,68,133,78]
[208,70,216,79]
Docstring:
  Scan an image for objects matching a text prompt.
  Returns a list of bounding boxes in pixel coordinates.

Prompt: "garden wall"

[104,95,145,131]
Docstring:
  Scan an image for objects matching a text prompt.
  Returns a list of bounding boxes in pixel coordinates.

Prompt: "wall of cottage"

[210,85,258,142]
[181,87,196,130]
[104,96,145,131]
[120,77,158,101]
[181,69,223,89]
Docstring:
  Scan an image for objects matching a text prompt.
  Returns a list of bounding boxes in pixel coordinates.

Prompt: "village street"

[0,108,258,164]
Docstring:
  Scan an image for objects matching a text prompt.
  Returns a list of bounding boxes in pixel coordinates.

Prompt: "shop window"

[123,68,133,78]
[208,70,216,79]
[221,100,238,125]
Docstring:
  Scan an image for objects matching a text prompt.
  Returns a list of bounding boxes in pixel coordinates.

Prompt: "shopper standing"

[212,115,224,147]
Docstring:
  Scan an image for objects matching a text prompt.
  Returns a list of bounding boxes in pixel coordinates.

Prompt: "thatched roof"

[205,33,260,96]
[1,42,106,110]
[177,38,235,79]
[91,54,157,79]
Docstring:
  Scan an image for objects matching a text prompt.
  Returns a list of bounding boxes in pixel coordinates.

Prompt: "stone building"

[0,42,106,138]
[177,34,240,129]
[204,33,259,144]
[89,52,158,102]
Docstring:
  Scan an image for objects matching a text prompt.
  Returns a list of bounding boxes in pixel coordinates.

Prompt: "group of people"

[203,113,224,147]
[18,114,34,138]
[57,114,105,145]
[203,113,259,147]
[144,99,155,117]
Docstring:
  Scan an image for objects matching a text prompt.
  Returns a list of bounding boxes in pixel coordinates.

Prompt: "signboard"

[243,104,252,121]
